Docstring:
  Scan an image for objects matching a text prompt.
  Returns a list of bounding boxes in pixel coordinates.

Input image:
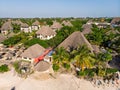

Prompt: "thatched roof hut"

[21,23,29,28]
[32,20,40,26]
[111,17,120,24]
[12,20,23,25]
[58,31,94,52]
[21,44,45,59]
[36,25,56,37]
[51,21,62,30]
[82,24,92,34]
[62,20,73,26]
[1,21,13,31]
[34,61,50,72]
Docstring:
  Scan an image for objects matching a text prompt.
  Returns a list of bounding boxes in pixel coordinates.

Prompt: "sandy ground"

[0,70,120,90]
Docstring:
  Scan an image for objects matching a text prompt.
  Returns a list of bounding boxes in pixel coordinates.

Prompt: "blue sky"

[0,0,120,18]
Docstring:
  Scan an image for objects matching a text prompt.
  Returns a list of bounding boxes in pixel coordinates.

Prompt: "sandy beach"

[0,69,120,90]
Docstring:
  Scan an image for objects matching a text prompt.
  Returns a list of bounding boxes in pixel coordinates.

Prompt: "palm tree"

[95,51,112,76]
[52,47,70,71]
[72,45,95,71]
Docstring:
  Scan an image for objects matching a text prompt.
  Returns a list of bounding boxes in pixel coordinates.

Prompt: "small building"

[12,20,23,25]
[51,21,62,31]
[58,31,94,52]
[36,25,56,40]
[62,20,73,27]
[1,21,13,35]
[82,24,92,34]
[111,17,120,27]
[20,44,45,63]
[31,20,40,30]
[34,61,50,72]
[86,20,93,25]
[21,23,32,33]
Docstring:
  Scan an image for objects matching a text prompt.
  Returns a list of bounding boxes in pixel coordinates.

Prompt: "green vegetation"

[52,45,118,78]
[52,64,60,71]
[73,46,95,71]
[52,47,71,71]
[0,64,9,73]
[3,32,29,46]
[12,23,20,33]
[13,61,21,73]
[20,18,35,26]
[24,38,49,48]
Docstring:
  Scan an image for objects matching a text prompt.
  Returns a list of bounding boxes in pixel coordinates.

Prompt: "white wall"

[37,34,56,40]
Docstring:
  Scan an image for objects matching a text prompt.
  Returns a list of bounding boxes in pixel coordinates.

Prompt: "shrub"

[52,64,60,71]
[106,68,118,74]
[13,61,21,73]
[63,63,70,70]
[0,64,9,72]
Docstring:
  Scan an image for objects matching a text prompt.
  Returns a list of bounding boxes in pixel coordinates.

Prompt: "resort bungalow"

[21,23,32,33]
[111,17,120,27]
[12,20,23,25]
[62,20,73,27]
[82,24,92,35]
[51,21,62,31]
[0,21,13,35]
[20,44,45,63]
[58,31,94,52]
[36,25,56,40]
[31,20,40,30]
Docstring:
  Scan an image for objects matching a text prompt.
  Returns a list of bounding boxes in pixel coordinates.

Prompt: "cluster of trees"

[52,45,115,78]
[12,23,21,33]
[86,25,118,46]
[20,18,35,26]
[3,32,29,46]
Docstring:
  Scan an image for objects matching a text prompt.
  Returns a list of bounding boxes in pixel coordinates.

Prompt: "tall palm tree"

[52,47,70,70]
[72,45,95,71]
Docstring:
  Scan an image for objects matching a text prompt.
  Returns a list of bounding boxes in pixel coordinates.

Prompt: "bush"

[63,63,70,69]
[77,69,96,77]
[77,71,85,76]
[13,61,21,73]
[106,68,118,74]
[0,64,9,72]
[52,64,60,71]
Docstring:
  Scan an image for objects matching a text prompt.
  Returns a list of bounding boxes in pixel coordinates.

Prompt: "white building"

[36,25,56,40]
[21,23,32,33]
[31,20,40,30]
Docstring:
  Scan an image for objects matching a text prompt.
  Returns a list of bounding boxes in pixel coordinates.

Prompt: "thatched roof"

[34,61,50,72]
[87,20,93,24]
[12,20,23,25]
[21,23,29,28]
[106,30,120,35]
[111,17,120,24]
[51,21,62,29]
[1,21,13,31]
[36,25,56,36]
[21,44,45,58]
[32,20,40,26]
[82,24,92,34]
[58,31,94,52]
[0,34,6,43]
[62,20,73,26]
